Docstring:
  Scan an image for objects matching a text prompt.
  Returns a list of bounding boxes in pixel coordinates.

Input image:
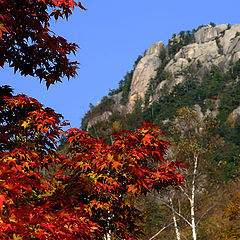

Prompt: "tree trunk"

[169,196,181,240]
[105,232,111,240]
[190,154,198,240]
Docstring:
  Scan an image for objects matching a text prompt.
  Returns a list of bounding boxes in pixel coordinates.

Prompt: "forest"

[0,1,239,240]
[0,1,186,239]
[81,25,240,240]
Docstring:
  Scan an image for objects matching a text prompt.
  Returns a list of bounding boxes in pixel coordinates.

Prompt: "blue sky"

[1,0,240,128]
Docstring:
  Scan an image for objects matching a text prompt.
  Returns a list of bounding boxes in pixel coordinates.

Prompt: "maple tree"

[0,85,185,239]
[0,1,186,239]
[0,0,86,88]
[60,122,186,239]
[0,86,98,239]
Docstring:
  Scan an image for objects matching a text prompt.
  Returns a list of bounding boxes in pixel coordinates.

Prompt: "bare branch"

[160,199,192,227]
[148,222,175,240]
[179,185,191,201]
[196,203,217,226]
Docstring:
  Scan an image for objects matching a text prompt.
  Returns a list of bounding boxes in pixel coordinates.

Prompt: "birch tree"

[154,107,224,240]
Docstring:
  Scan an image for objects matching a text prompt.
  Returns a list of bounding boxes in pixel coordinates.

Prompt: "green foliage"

[216,37,223,54]
[231,31,240,41]
[168,30,195,57]
[197,59,202,69]
[141,197,167,239]
[159,48,168,63]
[109,70,133,105]
[122,97,144,131]
[197,66,227,104]
[120,71,134,105]
[108,71,133,101]
[109,55,142,104]
[108,71,133,104]
[218,79,240,123]
[88,96,112,115]
[232,59,240,78]
[145,75,199,124]
[134,55,143,68]
[194,24,208,31]
[210,22,216,27]
[144,78,154,106]
[145,64,240,182]
[235,31,240,38]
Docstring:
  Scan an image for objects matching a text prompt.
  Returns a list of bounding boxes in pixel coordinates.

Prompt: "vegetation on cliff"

[81,24,240,239]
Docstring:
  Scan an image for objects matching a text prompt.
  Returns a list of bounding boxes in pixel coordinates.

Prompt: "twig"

[196,203,217,226]
[148,222,174,240]
[161,200,192,227]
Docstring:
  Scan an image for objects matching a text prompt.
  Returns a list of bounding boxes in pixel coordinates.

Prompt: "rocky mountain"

[80,23,240,240]
[82,23,240,131]
[126,41,165,112]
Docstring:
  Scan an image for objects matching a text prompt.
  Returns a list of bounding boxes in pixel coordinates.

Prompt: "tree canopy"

[0,1,186,239]
[0,0,86,88]
[0,86,185,239]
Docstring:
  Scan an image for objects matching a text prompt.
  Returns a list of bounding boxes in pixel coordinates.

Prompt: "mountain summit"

[80,23,240,240]
[82,23,240,132]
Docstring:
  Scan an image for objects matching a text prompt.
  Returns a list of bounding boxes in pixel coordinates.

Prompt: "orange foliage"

[0,87,186,239]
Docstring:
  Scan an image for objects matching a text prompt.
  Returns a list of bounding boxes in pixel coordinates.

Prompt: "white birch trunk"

[190,154,198,240]
[105,231,111,240]
[169,196,181,240]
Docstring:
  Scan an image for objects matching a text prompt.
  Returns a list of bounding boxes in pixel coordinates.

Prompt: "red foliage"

[59,122,185,239]
[0,86,185,239]
[0,1,186,239]
[0,86,99,239]
[0,0,85,87]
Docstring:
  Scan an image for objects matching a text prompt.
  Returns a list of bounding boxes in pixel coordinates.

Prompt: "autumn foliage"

[0,0,86,87]
[0,86,185,239]
[0,1,186,239]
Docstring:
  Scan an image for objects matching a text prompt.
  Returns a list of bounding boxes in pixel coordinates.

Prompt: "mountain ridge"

[82,23,240,131]
[80,23,240,240]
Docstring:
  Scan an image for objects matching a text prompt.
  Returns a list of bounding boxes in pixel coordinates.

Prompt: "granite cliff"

[82,24,240,130]
[80,23,240,240]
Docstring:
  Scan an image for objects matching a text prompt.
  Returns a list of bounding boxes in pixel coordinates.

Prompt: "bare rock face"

[86,111,112,130]
[221,24,240,54]
[129,24,240,109]
[126,41,166,112]
[163,24,240,91]
[194,24,228,43]
[84,24,240,129]
[165,40,220,81]
[125,24,240,114]
[231,106,240,120]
